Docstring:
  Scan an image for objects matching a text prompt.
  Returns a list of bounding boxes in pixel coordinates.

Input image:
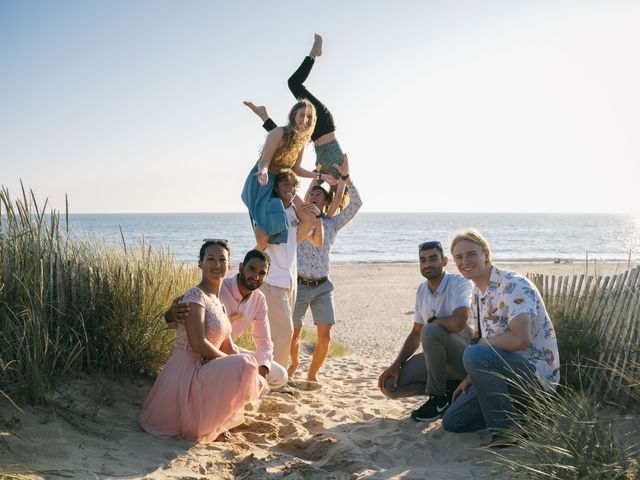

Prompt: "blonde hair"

[450,228,492,263]
[271,99,316,168]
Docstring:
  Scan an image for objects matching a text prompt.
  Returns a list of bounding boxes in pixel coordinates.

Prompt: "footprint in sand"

[279,435,338,461]
[258,397,296,414]
[288,380,323,391]
[234,418,279,437]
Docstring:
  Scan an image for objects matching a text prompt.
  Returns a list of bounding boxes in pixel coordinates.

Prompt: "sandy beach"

[0,261,636,479]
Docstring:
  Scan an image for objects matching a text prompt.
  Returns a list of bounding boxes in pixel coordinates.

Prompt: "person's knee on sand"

[266,361,288,390]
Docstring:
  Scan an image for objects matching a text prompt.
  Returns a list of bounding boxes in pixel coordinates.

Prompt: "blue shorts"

[292,279,336,329]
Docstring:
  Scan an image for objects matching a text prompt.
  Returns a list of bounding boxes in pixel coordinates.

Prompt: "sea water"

[64,212,640,266]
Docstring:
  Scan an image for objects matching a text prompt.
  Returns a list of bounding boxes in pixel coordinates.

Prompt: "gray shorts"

[293,279,335,329]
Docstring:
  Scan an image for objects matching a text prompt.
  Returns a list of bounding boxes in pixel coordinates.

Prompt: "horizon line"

[47,210,640,216]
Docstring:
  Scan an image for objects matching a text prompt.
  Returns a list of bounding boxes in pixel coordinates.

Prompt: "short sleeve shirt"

[174,286,232,352]
[415,272,473,327]
[297,185,363,278]
[265,205,298,289]
[472,267,560,387]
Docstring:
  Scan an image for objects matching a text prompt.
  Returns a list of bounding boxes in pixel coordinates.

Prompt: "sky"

[1,0,639,214]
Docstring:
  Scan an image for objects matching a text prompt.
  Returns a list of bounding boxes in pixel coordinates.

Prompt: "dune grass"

[486,289,640,479]
[300,327,350,358]
[0,183,197,404]
[236,327,350,359]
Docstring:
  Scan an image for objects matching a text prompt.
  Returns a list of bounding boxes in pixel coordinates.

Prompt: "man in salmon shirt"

[166,249,288,389]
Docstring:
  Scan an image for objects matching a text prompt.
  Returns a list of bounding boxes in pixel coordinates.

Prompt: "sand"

[0,261,636,479]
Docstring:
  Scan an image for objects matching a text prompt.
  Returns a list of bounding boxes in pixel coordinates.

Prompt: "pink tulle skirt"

[139,349,269,442]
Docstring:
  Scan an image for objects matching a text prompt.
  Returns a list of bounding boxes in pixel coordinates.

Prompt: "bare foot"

[310,33,322,58]
[307,373,318,382]
[243,101,269,122]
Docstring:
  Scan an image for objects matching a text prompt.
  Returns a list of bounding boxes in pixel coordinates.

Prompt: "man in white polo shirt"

[378,240,473,422]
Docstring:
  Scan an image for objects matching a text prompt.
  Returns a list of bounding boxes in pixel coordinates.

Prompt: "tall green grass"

[0,183,198,404]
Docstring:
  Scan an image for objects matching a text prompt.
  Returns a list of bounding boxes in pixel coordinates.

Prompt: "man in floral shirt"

[290,161,362,382]
[442,229,560,445]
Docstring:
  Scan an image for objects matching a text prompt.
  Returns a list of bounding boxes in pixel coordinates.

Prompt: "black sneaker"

[411,395,450,422]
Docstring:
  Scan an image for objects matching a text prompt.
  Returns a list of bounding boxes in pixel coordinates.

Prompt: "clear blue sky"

[1,0,639,213]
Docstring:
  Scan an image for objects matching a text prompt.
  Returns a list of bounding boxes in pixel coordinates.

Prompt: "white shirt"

[264,205,298,289]
[415,272,473,327]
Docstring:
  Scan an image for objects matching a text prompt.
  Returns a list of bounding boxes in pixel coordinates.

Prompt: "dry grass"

[0,183,198,404]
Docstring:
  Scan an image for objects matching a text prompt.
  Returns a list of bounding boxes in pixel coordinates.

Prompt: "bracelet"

[340,173,350,180]
[427,315,437,324]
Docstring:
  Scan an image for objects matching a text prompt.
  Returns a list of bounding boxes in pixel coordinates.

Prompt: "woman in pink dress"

[139,239,269,442]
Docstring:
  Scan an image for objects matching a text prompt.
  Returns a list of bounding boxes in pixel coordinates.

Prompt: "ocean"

[64,212,640,266]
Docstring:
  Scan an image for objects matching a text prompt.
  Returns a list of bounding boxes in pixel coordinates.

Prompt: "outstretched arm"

[255,127,285,186]
[326,153,350,217]
[377,323,423,390]
[292,150,337,185]
[296,203,323,245]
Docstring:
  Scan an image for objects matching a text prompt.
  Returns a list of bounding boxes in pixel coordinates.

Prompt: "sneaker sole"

[412,413,443,423]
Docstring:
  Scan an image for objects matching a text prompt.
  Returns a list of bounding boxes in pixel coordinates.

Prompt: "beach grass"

[236,327,350,359]
[486,283,640,478]
[0,183,197,404]
[487,371,639,479]
[300,328,350,358]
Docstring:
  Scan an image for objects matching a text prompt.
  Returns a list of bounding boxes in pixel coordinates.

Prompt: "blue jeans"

[442,344,537,433]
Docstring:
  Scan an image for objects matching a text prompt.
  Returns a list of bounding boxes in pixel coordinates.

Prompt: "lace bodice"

[173,286,232,352]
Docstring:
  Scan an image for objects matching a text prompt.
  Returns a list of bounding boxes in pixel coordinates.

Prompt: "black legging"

[287,56,336,141]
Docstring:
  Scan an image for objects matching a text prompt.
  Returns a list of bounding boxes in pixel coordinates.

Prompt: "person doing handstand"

[245,33,349,218]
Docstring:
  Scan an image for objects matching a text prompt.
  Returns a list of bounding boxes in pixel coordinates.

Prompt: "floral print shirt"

[472,266,560,387]
[297,185,362,278]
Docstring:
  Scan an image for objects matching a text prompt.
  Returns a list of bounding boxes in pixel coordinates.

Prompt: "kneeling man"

[378,240,473,422]
[443,229,560,445]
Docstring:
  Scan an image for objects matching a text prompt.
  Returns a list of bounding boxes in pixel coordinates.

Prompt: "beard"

[239,272,260,291]
[422,266,444,280]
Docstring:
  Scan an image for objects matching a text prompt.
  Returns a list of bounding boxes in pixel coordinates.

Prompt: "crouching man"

[443,229,560,446]
[378,240,473,422]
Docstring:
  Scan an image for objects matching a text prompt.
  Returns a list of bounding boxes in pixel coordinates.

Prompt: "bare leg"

[243,101,270,123]
[310,33,323,59]
[308,324,332,382]
[288,327,302,378]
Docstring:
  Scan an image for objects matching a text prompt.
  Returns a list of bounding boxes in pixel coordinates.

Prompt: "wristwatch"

[427,316,437,324]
